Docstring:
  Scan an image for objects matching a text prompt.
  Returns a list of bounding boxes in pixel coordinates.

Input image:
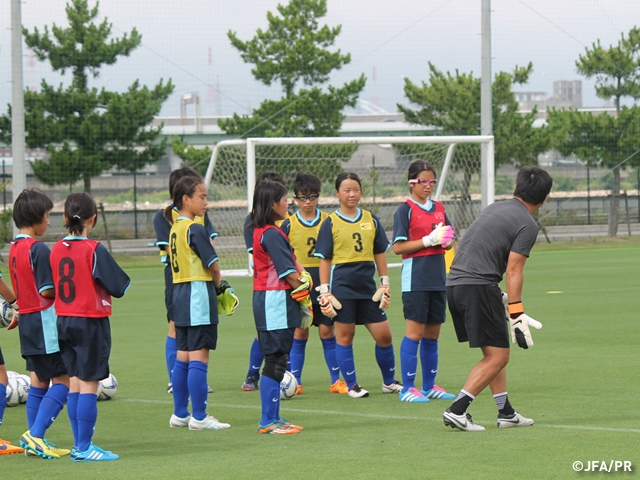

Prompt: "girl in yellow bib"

[314,172,402,398]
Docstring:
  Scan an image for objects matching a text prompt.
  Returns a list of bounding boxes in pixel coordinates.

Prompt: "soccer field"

[1,241,639,479]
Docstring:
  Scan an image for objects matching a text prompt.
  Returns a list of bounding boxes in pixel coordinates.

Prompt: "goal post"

[204,135,494,271]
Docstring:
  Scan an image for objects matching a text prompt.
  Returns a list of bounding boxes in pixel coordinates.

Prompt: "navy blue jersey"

[314,209,389,300]
[243,213,253,253]
[252,227,301,331]
[172,222,219,327]
[393,199,450,292]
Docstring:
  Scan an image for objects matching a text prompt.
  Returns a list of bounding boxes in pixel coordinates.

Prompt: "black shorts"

[164,266,174,322]
[176,324,218,352]
[447,284,509,348]
[311,304,334,327]
[402,291,447,324]
[25,353,67,382]
[57,316,111,381]
[258,328,295,356]
[334,298,387,325]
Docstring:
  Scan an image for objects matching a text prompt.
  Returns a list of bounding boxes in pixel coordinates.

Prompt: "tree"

[397,62,550,227]
[171,136,212,176]
[219,0,366,184]
[548,27,640,236]
[0,0,174,193]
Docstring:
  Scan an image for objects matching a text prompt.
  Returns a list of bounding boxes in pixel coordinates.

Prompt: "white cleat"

[188,415,231,430]
[169,414,191,428]
[347,384,370,398]
[443,409,486,431]
[497,411,534,428]
[382,380,403,394]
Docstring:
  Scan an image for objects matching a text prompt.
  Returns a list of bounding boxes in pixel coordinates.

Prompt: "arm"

[374,252,388,277]
[284,272,303,290]
[319,258,331,285]
[392,239,424,255]
[207,262,221,289]
[41,288,55,299]
[0,279,16,303]
[505,251,527,304]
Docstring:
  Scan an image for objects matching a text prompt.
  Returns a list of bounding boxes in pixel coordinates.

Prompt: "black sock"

[494,392,515,416]
[449,390,474,415]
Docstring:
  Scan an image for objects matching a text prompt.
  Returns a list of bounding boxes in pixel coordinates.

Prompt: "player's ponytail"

[164,176,202,223]
[63,193,98,235]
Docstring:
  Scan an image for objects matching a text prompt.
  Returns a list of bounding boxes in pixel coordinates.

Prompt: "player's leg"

[165,320,177,392]
[289,327,309,394]
[363,301,402,394]
[26,372,48,429]
[399,317,430,402]
[490,367,534,428]
[318,318,347,394]
[0,356,24,454]
[333,301,366,397]
[242,336,263,391]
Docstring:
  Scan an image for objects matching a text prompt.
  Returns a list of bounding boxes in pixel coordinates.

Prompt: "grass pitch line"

[120,398,640,433]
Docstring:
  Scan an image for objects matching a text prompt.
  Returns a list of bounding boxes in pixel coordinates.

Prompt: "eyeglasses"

[409,178,437,187]
[294,194,319,202]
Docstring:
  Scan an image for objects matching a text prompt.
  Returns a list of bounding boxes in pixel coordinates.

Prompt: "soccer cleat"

[0,438,24,455]
[258,420,301,435]
[188,415,231,430]
[382,380,403,394]
[399,387,430,403]
[330,379,348,394]
[296,384,303,396]
[20,431,70,459]
[347,384,369,398]
[207,385,214,394]
[279,418,304,431]
[422,384,456,400]
[497,411,534,428]
[169,414,191,428]
[442,409,486,432]
[71,443,119,462]
[166,383,173,394]
[242,375,259,391]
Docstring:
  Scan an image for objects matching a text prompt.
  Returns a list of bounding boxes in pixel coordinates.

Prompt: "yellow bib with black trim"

[288,210,329,268]
[169,218,213,283]
[329,210,376,265]
[162,208,208,264]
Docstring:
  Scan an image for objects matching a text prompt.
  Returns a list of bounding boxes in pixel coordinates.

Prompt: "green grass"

[1,242,639,478]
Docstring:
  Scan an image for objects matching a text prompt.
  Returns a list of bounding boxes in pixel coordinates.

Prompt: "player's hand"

[422,223,455,248]
[299,296,314,329]
[507,300,542,349]
[316,284,342,318]
[1,300,18,330]
[216,280,239,316]
[371,275,391,311]
[291,271,313,303]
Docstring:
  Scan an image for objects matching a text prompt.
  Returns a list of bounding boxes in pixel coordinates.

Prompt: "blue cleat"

[71,443,119,462]
[399,387,430,403]
[422,385,456,400]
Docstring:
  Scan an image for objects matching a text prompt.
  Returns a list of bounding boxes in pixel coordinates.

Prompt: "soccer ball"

[14,375,30,404]
[280,371,298,400]
[97,374,118,401]
[0,296,17,328]
[5,377,20,407]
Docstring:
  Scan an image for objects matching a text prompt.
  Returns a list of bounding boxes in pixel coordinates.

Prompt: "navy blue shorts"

[311,303,334,327]
[176,324,218,352]
[402,290,447,324]
[164,266,174,322]
[25,353,67,382]
[57,316,111,381]
[258,327,295,356]
[333,298,387,325]
[447,284,509,348]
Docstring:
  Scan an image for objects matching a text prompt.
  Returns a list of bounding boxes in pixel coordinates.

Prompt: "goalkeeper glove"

[299,296,314,329]
[371,275,391,311]
[316,284,342,319]
[291,271,313,303]
[507,301,542,349]
[216,280,239,316]
[0,299,18,330]
[422,223,455,248]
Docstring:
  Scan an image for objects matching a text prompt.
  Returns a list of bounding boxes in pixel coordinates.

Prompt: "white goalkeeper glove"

[371,275,390,311]
[0,299,18,330]
[316,284,342,319]
[422,223,455,248]
[506,299,542,349]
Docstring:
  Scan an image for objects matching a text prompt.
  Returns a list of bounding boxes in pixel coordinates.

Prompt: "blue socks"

[26,386,47,429]
[289,339,307,385]
[400,336,420,391]
[420,338,438,392]
[0,383,5,426]
[67,392,79,446]
[30,383,69,438]
[188,361,208,421]
[248,338,263,378]
[375,344,396,385]
[321,337,341,383]
[259,375,280,426]
[76,393,98,452]
[172,360,190,418]
[335,344,357,389]
[165,336,177,383]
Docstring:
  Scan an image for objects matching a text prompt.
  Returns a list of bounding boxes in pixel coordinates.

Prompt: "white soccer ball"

[97,374,118,401]
[5,377,20,407]
[280,371,298,400]
[0,296,17,328]
[14,375,30,404]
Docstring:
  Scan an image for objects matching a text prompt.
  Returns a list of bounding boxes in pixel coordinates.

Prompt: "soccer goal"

[203,135,494,271]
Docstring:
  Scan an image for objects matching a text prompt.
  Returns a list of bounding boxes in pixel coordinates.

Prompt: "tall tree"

[549,27,640,236]
[0,0,173,193]
[397,62,550,227]
[219,0,366,184]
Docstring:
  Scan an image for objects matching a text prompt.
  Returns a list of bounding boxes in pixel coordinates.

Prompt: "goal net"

[204,136,494,271]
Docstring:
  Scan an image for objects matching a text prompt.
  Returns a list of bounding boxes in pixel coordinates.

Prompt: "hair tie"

[73,215,81,220]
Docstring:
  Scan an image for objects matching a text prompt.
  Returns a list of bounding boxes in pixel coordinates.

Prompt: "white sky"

[0,0,637,117]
